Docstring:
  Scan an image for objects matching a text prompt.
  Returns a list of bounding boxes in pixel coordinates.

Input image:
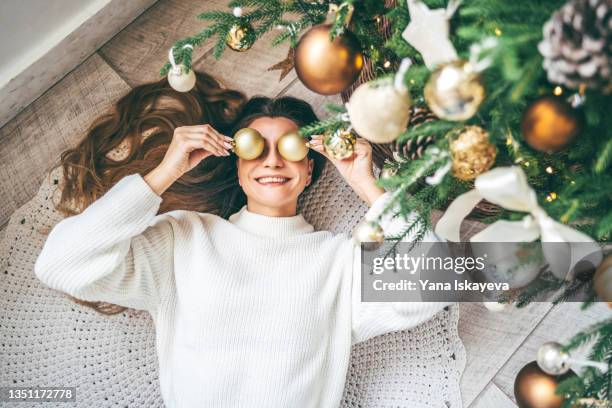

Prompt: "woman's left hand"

[309,134,385,206]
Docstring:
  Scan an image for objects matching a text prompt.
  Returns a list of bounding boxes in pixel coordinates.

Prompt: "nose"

[261,140,284,168]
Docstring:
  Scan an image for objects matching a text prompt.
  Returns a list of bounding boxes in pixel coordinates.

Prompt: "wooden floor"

[0,1,608,406]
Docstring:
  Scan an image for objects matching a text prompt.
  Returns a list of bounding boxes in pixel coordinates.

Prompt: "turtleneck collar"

[228,205,314,238]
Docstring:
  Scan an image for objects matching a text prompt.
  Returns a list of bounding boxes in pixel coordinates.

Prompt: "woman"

[35,73,447,407]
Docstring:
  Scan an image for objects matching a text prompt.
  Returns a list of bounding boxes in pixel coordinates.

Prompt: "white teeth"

[257,177,289,184]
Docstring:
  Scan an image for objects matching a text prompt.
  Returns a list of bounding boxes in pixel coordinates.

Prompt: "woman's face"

[237,116,313,216]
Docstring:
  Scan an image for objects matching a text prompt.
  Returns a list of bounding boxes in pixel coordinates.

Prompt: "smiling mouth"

[255,176,291,186]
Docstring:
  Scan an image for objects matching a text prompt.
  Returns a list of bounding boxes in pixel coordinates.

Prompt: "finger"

[310,142,331,160]
[186,134,228,155]
[201,127,233,150]
[185,138,229,156]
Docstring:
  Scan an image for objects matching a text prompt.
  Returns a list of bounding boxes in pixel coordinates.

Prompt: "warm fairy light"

[506,136,513,145]
[375,16,381,23]
[546,192,558,202]
[494,27,502,36]
[409,79,415,84]
[545,166,553,174]
[383,60,391,68]
[524,161,530,167]
[553,86,563,96]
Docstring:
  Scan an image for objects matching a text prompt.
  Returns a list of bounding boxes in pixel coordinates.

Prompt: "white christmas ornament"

[402,0,460,69]
[168,67,196,92]
[346,59,412,144]
[167,44,196,92]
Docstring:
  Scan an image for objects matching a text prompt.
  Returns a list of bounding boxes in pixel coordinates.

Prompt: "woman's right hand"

[144,125,234,196]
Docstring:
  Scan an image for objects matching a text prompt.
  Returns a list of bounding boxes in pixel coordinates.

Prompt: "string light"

[553,86,563,96]
[383,60,391,68]
[494,27,502,36]
[545,166,554,174]
[546,192,558,202]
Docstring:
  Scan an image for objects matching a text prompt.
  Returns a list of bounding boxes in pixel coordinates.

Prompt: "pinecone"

[538,0,612,93]
[391,105,437,160]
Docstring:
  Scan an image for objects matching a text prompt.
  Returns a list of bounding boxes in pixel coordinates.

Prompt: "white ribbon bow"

[435,166,602,280]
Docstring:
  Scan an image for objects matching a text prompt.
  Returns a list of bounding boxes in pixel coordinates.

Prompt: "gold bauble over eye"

[277,132,310,162]
[232,128,265,160]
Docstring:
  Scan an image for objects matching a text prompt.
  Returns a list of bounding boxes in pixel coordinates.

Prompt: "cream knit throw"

[0,162,466,407]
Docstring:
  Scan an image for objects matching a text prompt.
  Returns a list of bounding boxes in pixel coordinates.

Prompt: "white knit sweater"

[34,173,448,408]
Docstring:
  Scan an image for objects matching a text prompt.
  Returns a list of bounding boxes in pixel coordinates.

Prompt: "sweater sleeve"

[34,173,174,314]
[350,191,451,345]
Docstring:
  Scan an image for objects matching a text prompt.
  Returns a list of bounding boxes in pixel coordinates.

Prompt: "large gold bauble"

[424,60,486,121]
[352,220,385,250]
[323,128,357,160]
[514,361,574,408]
[448,126,497,181]
[226,22,256,52]
[294,24,364,95]
[277,132,310,162]
[594,254,612,303]
[232,128,265,160]
[521,95,582,153]
[346,79,412,143]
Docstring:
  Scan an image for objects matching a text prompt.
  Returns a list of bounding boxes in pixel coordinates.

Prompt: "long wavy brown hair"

[55,70,326,315]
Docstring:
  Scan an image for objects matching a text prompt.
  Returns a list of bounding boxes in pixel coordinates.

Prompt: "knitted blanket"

[0,161,466,407]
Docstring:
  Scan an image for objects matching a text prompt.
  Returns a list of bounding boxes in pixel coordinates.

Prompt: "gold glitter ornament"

[277,132,311,162]
[352,220,385,250]
[226,22,256,52]
[448,126,497,181]
[323,128,357,160]
[424,60,486,121]
[231,128,265,160]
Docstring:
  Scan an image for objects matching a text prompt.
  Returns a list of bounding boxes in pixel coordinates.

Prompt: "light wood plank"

[193,30,297,97]
[458,302,553,406]
[276,78,343,119]
[470,383,517,408]
[0,0,156,128]
[99,0,229,86]
[0,54,131,227]
[494,301,610,403]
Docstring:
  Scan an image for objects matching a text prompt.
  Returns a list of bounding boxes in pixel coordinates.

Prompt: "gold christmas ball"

[294,24,364,95]
[521,95,582,153]
[514,361,574,408]
[594,254,612,303]
[448,125,497,181]
[167,66,196,92]
[424,60,486,121]
[232,128,265,160]
[346,79,412,143]
[277,132,310,162]
[323,128,357,160]
[226,22,256,52]
[352,220,385,250]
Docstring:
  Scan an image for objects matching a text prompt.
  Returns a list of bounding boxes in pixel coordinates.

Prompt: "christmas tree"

[161,0,612,405]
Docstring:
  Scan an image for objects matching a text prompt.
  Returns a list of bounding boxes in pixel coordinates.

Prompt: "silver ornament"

[537,341,571,375]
